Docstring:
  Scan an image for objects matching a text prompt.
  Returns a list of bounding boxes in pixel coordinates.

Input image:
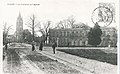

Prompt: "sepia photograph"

[1,0,119,74]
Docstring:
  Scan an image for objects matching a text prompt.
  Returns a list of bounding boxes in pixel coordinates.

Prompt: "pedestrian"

[5,43,8,50]
[52,42,57,54]
[3,55,5,60]
[39,42,43,51]
[67,42,70,47]
[3,47,6,60]
[32,44,35,51]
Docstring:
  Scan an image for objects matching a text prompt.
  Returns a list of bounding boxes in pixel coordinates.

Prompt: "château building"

[100,27,117,46]
[48,24,117,47]
[49,24,90,46]
[16,12,23,42]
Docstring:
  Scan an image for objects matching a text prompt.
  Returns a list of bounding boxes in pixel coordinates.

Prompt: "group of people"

[32,41,57,54]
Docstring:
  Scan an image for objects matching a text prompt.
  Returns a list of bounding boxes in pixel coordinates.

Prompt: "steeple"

[19,12,21,18]
[16,12,23,42]
[17,12,22,21]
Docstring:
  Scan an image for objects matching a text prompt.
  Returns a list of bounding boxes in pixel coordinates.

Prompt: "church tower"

[16,12,23,42]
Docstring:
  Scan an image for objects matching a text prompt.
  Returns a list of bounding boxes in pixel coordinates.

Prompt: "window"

[55,32,57,37]
[62,31,64,36]
[64,31,66,36]
[74,31,76,33]
[60,32,62,36]
[56,31,58,37]
[66,31,67,36]
[67,31,69,36]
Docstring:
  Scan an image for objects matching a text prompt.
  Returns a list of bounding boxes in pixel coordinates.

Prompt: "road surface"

[3,43,83,74]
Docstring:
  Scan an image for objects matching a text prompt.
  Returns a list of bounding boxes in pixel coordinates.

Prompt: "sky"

[0,0,119,35]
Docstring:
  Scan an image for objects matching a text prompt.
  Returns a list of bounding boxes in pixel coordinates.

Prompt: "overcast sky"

[0,0,118,35]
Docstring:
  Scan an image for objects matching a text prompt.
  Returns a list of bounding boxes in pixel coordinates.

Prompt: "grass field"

[57,49,117,65]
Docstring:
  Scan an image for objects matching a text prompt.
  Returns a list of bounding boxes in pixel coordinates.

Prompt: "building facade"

[49,24,90,46]
[100,27,117,46]
[16,12,23,42]
[49,24,117,47]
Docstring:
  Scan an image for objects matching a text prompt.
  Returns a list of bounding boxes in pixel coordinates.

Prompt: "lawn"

[57,49,117,65]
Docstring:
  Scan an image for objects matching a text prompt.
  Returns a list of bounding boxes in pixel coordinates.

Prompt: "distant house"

[7,35,16,43]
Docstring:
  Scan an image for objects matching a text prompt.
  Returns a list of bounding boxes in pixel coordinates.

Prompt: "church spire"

[17,12,22,21]
[19,12,21,17]
[16,12,23,42]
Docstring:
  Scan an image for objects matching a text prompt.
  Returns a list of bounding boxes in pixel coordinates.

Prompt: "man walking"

[5,43,8,50]
[52,42,57,54]
[32,44,35,51]
[39,42,43,51]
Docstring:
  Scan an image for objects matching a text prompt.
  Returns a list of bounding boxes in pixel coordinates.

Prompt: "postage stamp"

[91,6,113,27]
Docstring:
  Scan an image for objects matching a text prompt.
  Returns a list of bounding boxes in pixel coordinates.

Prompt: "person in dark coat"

[39,42,43,51]
[5,43,8,50]
[67,42,70,47]
[52,42,57,54]
[32,44,35,51]
[3,55,5,60]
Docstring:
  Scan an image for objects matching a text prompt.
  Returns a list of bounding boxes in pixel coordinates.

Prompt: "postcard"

[1,0,119,74]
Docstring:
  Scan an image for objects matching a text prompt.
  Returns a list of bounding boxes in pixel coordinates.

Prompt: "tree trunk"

[32,16,35,41]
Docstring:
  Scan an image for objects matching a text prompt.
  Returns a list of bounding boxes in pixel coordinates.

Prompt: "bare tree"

[67,16,76,27]
[3,23,12,45]
[26,14,39,42]
[55,16,76,29]
[37,22,45,35]
[38,21,51,44]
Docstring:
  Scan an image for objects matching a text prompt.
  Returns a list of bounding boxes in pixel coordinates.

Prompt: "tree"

[22,29,32,42]
[67,16,76,27]
[26,14,39,42]
[55,16,76,29]
[88,22,102,46]
[3,23,12,45]
[57,20,68,29]
[38,21,51,44]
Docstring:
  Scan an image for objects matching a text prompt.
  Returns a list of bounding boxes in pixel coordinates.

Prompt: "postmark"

[91,6,113,27]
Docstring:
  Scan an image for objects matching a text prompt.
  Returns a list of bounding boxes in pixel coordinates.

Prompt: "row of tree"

[25,14,51,44]
[3,15,86,45]
[25,15,79,44]
[3,15,103,47]
[4,14,117,47]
